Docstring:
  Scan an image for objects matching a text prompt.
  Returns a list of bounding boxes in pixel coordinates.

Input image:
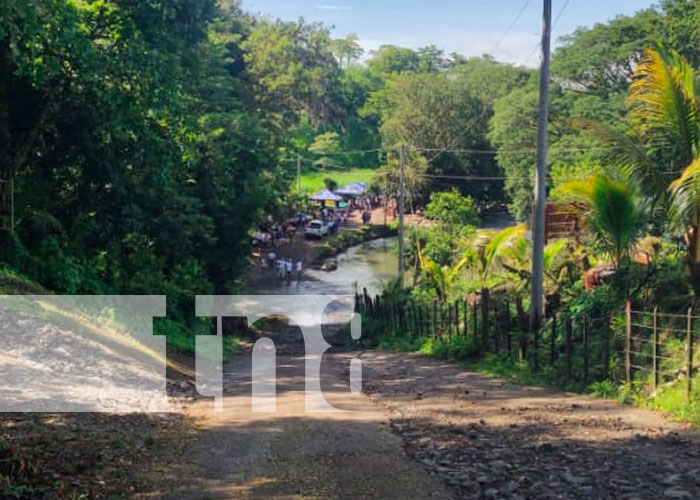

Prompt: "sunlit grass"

[300,167,377,193]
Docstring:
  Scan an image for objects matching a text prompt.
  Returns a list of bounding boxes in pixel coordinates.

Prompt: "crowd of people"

[252,213,311,249]
[260,250,304,280]
[252,199,385,280]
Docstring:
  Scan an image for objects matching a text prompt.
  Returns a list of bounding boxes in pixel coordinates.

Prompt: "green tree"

[367,45,420,75]
[552,8,662,96]
[488,86,539,219]
[309,132,343,170]
[425,190,480,230]
[332,33,364,67]
[417,45,447,73]
[242,19,344,127]
[378,72,496,201]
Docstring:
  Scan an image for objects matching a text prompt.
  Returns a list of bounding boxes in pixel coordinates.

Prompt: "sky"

[240,0,659,67]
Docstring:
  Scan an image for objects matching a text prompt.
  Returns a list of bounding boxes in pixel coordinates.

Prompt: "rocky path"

[360,352,700,500]
[144,326,700,500]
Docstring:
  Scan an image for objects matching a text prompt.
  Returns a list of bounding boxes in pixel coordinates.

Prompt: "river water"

[245,237,400,298]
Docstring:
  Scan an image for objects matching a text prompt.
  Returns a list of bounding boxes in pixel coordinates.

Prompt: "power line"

[489,0,534,56]
[553,0,572,26]
[416,174,508,181]
[410,144,628,155]
[307,147,386,156]
[525,0,572,64]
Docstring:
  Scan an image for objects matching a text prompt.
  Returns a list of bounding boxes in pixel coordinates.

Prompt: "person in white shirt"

[285,259,293,278]
[268,251,276,267]
[277,258,285,278]
[296,260,303,278]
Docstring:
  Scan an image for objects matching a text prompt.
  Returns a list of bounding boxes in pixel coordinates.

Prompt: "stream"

[245,237,400,298]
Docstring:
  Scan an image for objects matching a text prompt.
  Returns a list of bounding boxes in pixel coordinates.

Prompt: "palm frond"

[669,155,700,225]
[628,47,700,167]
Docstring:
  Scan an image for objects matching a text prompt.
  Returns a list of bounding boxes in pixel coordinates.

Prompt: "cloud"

[315,4,352,11]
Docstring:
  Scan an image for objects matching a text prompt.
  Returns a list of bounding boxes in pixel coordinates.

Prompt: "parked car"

[304,220,329,239]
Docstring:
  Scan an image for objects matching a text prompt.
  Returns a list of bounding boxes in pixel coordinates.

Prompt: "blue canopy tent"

[334,182,368,197]
[309,189,343,208]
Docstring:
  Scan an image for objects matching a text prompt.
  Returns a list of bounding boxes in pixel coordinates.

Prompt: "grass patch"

[643,381,700,426]
[589,377,700,426]
[374,330,479,361]
[0,266,47,294]
[300,168,377,193]
[156,317,240,359]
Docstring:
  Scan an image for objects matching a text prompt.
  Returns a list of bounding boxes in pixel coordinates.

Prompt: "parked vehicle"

[304,220,329,239]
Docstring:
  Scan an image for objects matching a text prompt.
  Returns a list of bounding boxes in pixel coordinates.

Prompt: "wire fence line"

[356,291,699,400]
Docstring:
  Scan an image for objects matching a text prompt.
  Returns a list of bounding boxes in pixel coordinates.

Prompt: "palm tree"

[416,244,466,303]
[464,225,528,293]
[417,225,526,304]
[501,236,570,298]
[626,46,700,292]
[557,173,643,269]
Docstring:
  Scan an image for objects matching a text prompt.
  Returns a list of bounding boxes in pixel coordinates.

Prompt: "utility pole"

[530,0,552,333]
[297,153,302,195]
[383,152,389,227]
[398,144,406,278]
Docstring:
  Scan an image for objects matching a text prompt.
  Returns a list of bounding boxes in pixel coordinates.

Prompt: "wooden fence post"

[533,318,539,372]
[481,289,489,351]
[432,301,438,338]
[463,299,468,338]
[455,300,460,337]
[653,307,659,391]
[413,305,419,337]
[394,302,400,333]
[625,300,632,385]
[687,307,694,402]
[405,305,410,334]
[583,315,589,384]
[504,300,511,356]
[566,315,573,381]
[603,315,610,380]
[550,311,557,367]
[447,303,453,338]
[472,302,478,346]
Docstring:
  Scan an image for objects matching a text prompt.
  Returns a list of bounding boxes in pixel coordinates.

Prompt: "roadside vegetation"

[5,0,700,496]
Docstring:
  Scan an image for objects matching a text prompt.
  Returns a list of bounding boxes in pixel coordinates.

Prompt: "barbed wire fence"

[355,291,698,400]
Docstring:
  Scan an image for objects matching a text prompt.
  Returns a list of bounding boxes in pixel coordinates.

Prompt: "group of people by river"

[261,250,303,280]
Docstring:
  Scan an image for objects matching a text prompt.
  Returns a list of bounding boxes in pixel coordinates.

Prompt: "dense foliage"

[3,0,700,351]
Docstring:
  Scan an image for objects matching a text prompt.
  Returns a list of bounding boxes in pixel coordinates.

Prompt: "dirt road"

[153,325,451,500]
[147,324,700,500]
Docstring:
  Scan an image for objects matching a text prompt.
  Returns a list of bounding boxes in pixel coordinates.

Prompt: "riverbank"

[245,223,397,289]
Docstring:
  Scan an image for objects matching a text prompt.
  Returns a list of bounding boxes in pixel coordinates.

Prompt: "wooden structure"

[544,202,582,243]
